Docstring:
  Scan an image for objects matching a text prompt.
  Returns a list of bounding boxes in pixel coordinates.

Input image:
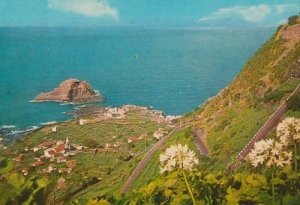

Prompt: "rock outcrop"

[35,79,103,103]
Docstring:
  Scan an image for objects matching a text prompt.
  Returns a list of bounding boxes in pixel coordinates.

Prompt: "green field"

[2,109,172,203]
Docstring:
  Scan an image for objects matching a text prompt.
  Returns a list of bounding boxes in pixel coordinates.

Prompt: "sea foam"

[0,125,17,129]
[40,121,57,125]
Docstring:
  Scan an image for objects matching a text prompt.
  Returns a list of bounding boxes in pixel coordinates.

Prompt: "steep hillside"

[188,17,300,168]
[131,17,300,193]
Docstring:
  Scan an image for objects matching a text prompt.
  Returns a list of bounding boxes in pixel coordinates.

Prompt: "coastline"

[0,104,182,145]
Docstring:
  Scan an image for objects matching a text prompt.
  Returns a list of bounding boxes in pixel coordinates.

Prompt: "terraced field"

[3,109,172,203]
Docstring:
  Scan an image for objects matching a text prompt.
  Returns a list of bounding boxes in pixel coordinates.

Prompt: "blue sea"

[0,26,274,136]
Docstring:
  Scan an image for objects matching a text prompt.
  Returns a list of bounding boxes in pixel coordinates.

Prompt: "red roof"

[128,136,138,142]
[47,150,57,156]
[53,144,65,153]
[31,161,44,167]
[66,160,76,169]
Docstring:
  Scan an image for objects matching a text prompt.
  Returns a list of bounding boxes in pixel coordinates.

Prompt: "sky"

[0,0,299,27]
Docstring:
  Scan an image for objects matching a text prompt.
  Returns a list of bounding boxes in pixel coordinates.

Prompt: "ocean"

[0,26,274,136]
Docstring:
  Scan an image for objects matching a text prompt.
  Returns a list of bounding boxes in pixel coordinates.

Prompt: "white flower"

[277,117,300,145]
[159,144,199,174]
[248,139,292,168]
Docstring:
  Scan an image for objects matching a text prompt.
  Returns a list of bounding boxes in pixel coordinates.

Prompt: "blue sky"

[0,0,299,27]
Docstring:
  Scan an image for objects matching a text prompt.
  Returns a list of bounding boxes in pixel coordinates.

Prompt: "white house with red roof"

[44,138,71,158]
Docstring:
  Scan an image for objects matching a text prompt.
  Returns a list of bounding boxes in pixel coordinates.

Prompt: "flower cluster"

[277,117,300,145]
[159,144,199,174]
[248,139,292,168]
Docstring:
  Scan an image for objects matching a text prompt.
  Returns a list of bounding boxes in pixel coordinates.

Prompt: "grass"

[3,109,171,203]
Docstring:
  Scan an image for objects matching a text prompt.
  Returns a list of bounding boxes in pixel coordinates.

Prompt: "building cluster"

[17,137,84,176]
[79,105,182,125]
[153,128,167,140]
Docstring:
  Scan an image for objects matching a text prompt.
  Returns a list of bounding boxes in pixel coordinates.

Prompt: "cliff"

[183,16,300,170]
[35,78,103,103]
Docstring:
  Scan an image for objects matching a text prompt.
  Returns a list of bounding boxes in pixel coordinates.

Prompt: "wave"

[94,90,100,96]
[40,121,57,125]
[7,130,24,135]
[0,125,17,129]
[6,126,39,136]
[74,104,87,110]
[26,126,39,131]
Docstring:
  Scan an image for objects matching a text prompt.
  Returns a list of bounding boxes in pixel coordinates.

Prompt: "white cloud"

[48,0,119,20]
[275,3,299,14]
[198,3,300,24]
[198,4,271,23]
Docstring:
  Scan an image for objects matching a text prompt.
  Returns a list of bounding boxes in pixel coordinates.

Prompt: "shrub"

[288,15,299,26]
[287,94,300,111]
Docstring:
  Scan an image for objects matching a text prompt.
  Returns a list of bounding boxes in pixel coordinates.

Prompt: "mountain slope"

[188,18,300,169]
[130,17,300,192]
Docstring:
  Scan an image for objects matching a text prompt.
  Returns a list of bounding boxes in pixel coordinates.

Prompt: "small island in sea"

[35,78,104,103]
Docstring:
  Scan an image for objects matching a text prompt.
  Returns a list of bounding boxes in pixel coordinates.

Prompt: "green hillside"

[129,16,300,195]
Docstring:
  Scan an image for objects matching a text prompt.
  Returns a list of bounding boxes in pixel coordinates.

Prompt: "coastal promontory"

[35,78,103,103]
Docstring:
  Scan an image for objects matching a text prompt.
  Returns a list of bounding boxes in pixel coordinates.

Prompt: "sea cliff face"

[35,78,103,103]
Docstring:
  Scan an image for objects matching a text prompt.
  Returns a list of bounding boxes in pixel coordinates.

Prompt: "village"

[8,105,181,190]
[74,104,181,125]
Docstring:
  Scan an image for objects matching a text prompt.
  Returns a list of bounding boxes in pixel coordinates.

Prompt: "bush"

[84,139,99,148]
[288,15,299,26]
[287,94,300,111]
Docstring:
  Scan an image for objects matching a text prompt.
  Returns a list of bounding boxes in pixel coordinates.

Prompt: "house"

[66,160,76,169]
[57,177,66,189]
[105,143,112,149]
[44,138,72,158]
[31,160,44,167]
[72,144,84,150]
[58,167,72,174]
[22,168,29,176]
[138,134,146,140]
[127,136,139,144]
[56,156,67,163]
[42,164,57,174]
[51,126,57,132]
[153,128,165,140]
[13,154,24,162]
[34,140,56,152]
[79,119,88,125]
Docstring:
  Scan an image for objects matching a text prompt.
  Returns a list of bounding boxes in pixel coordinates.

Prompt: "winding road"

[121,83,300,194]
[192,128,209,156]
[237,83,300,160]
[121,124,189,194]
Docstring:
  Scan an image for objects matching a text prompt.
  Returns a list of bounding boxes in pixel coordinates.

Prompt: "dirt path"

[192,128,209,156]
[237,83,300,160]
[121,124,189,194]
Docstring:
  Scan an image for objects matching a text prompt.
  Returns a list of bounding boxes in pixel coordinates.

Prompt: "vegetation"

[288,15,299,26]
[1,109,170,204]
[0,157,52,205]
[0,16,299,204]
[114,15,300,199]
[93,116,300,205]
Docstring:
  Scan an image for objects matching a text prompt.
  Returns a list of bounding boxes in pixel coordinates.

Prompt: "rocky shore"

[35,78,103,103]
